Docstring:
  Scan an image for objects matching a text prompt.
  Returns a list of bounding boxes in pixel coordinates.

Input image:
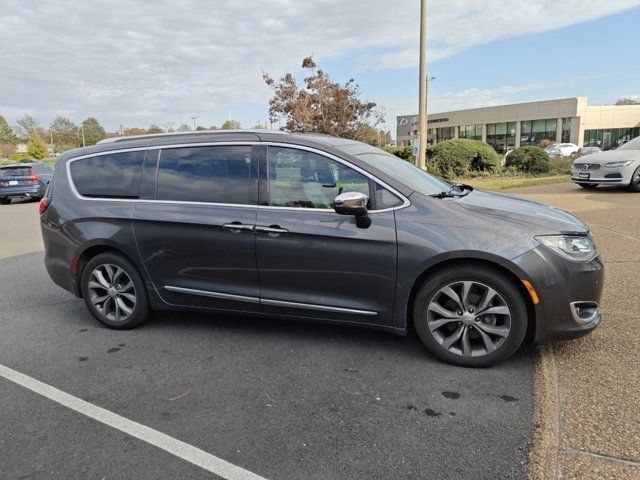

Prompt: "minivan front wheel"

[413,266,528,367]
[80,252,149,329]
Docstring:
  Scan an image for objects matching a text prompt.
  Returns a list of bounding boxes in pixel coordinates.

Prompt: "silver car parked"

[571,136,640,191]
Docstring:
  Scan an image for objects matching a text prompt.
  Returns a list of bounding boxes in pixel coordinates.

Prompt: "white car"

[579,146,602,156]
[546,143,580,157]
[571,136,640,191]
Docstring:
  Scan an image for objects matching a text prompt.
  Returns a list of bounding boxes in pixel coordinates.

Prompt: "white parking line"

[0,363,267,480]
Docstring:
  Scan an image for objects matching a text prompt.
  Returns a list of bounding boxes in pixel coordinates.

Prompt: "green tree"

[27,132,48,160]
[178,123,191,132]
[50,116,79,151]
[208,125,218,130]
[82,117,107,145]
[147,124,163,134]
[615,98,640,105]
[0,114,15,144]
[15,114,40,140]
[195,125,207,131]
[221,120,241,130]
[262,56,383,138]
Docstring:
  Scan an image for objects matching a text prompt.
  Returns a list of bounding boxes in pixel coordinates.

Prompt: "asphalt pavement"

[515,182,640,479]
[0,198,534,479]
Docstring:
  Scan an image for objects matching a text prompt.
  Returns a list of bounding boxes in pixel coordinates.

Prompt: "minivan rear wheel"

[80,252,149,329]
[413,265,528,367]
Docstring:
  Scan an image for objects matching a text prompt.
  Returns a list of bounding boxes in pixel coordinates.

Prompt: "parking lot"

[0,197,536,479]
[2,181,639,479]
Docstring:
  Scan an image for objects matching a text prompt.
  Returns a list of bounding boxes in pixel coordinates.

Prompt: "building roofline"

[397,97,588,119]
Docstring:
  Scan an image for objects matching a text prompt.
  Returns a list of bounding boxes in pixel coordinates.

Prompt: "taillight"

[39,197,51,215]
[26,168,41,183]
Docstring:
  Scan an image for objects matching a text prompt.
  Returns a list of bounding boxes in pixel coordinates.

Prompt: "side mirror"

[334,191,371,228]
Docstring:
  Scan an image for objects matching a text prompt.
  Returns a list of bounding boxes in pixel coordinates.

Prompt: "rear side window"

[156,145,255,204]
[70,151,146,198]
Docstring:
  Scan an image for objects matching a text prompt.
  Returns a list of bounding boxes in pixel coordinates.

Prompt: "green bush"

[426,139,500,179]
[382,146,413,162]
[549,156,573,175]
[505,146,550,174]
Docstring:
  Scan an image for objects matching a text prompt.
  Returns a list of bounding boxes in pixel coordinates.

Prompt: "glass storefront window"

[486,122,517,153]
[562,117,572,143]
[436,126,455,142]
[460,124,482,141]
[584,127,640,150]
[521,118,557,146]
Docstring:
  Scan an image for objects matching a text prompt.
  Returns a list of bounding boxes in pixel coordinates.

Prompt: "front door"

[255,145,399,326]
[133,144,261,313]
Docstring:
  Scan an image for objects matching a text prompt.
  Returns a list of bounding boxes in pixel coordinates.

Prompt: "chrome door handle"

[255,225,289,234]
[223,222,254,232]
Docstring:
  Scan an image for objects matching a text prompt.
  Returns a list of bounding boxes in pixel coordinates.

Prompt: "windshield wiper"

[430,183,474,198]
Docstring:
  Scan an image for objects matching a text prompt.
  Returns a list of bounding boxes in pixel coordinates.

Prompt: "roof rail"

[97,129,286,145]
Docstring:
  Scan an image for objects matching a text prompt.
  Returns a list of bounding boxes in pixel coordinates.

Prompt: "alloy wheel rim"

[426,281,511,357]
[88,264,136,322]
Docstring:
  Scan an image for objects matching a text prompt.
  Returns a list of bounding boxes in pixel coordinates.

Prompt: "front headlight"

[535,235,598,262]
[604,160,633,168]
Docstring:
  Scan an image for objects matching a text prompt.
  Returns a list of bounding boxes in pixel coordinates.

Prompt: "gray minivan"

[40,131,603,367]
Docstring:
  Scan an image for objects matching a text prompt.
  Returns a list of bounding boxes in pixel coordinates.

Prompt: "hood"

[574,148,640,164]
[455,189,588,234]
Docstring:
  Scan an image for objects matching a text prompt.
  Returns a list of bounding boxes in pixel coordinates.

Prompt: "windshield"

[335,145,451,196]
[617,136,640,151]
[0,166,32,177]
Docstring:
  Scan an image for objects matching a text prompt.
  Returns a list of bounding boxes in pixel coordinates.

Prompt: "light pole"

[191,115,198,130]
[417,0,428,169]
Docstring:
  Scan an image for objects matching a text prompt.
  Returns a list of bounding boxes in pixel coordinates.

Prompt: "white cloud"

[0,0,637,130]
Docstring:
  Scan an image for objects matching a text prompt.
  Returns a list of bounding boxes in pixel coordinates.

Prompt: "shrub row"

[384,140,555,179]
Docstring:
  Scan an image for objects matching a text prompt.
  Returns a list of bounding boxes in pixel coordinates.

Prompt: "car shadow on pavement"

[146,308,534,366]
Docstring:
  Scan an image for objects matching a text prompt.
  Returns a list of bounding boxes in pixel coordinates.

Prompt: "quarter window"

[157,146,255,204]
[267,147,370,209]
[70,151,146,198]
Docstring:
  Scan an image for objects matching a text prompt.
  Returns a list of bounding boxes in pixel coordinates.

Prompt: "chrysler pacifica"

[40,131,603,366]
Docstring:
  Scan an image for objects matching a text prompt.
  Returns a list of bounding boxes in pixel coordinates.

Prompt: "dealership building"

[396,97,640,152]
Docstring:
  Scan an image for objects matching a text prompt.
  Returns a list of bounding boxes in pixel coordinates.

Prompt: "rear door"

[254,145,400,326]
[133,143,262,313]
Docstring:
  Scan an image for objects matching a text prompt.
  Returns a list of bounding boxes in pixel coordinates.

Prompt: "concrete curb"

[529,345,560,479]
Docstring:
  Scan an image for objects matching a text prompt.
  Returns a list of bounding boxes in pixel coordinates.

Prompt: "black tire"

[80,252,149,329]
[577,183,598,189]
[628,166,640,192]
[413,265,528,367]
[0,198,10,205]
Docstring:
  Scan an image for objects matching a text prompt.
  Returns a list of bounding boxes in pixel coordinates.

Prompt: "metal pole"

[81,125,86,147]
[191,115,198,130]
[417,0,428,169]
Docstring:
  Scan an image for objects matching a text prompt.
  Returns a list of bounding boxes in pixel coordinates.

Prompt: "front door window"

[267,147,370,209]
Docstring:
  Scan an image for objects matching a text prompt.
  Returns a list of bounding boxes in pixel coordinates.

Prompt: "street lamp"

[417,0,428,169]
[190,115,198,130]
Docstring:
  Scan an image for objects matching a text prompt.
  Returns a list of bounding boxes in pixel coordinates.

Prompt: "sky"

[1,0,639,137]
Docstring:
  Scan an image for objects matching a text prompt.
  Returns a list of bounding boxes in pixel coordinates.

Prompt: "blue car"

[0,161,54,204]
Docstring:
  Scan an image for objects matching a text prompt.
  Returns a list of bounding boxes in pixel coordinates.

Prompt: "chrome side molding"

[164,285,377,316]
[164,286,260,304]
